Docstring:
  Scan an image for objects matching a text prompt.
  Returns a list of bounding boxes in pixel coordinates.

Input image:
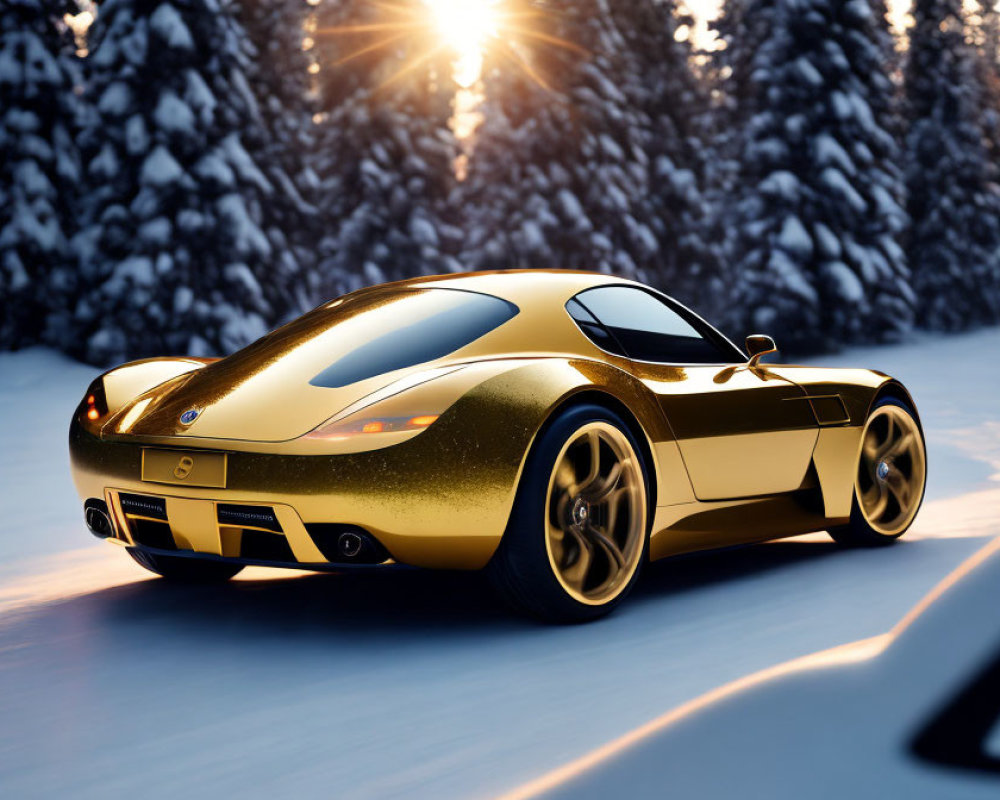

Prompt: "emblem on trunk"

[179,408,201,425]
[173,456,195,480]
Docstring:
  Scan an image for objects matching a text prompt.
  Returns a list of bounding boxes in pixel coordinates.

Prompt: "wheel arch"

[542,389,660,511]
[870,379,923,431]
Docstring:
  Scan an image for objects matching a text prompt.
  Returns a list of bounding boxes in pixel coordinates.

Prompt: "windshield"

[306,288,519,388]
[201,287,518,396]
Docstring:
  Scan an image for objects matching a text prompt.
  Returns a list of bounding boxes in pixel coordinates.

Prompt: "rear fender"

[101,358,218,415]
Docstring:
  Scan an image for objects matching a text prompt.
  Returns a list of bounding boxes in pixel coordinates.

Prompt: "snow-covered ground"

[0,329,998,799]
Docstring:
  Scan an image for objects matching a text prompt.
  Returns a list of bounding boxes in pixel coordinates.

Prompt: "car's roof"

[372,269,640,310]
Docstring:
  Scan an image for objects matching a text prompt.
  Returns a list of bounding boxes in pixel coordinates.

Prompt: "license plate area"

[141,448,227,489]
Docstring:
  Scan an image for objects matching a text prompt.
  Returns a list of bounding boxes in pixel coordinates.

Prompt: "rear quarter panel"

[70,357,679,570]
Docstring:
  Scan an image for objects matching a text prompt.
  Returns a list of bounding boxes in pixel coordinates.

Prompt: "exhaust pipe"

[304,524,391,564]
[337,531,364,558]
[85,502,113,539]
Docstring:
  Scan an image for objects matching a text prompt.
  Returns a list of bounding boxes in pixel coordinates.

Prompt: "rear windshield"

[309,288,518,388]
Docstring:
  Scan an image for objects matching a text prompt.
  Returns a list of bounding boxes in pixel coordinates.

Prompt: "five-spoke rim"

[856,405,926,536]
[544,422,645,605]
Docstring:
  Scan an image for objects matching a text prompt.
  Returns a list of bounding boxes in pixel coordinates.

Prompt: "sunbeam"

[315,0,585,92]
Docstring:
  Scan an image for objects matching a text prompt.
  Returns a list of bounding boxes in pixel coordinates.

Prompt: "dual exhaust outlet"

[84,498,385,564]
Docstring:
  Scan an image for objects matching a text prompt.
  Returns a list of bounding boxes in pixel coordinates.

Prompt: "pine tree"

[712,0,913,353]
[906,0,1000,329]
[0,0,83,350]
[456,0,716,310]
[70,0,301,365]
[311,0,461,298]
[612,0,721,315]
[235,0,320,312]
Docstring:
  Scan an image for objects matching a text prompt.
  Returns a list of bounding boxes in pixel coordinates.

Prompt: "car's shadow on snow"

[47,538,852,637]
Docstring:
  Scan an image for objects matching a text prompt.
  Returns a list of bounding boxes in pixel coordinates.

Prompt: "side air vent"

[217,504,282,532]
[119,493,167,520]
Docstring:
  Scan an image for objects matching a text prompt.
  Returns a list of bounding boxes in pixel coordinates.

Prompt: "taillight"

[80,378,108,422]
[305,414,440,440]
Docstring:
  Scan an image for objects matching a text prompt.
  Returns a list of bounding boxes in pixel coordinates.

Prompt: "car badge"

[179,408,201,425]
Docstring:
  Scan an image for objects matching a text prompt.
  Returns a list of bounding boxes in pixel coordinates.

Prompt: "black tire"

[127,548,244,582]
[828,396,927,547]
[486,403,651,623]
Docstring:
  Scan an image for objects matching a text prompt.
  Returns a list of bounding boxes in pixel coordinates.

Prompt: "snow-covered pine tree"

[711,0,913,353]
[457,0,715,308]
[906,0,1000,329]
[0,0,83,350]
[457,0,650,279]
[70,0,301,365]
[966,1,1000,319]
[610,0,722,316]
[235,0,320,312]
[311,0,461,297]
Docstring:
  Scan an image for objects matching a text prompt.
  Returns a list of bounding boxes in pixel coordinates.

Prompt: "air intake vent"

[119,493,167,520]
[129,519,177,550]
[217,504,282,532]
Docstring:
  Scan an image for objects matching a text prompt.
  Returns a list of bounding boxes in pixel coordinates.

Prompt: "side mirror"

[745,334,778,367]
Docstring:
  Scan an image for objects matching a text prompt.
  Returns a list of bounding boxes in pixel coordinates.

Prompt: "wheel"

[487,404,650,623]
[828,396,927,547]
[127,548,244,582]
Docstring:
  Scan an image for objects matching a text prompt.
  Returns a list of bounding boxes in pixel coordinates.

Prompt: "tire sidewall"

[849,395,927,543]
[496,402,651,622]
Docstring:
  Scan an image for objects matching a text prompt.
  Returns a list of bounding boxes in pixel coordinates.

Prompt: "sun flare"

[424,0,501,85]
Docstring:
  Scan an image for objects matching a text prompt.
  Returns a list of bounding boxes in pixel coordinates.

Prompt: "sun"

[423,0,501,87]
[424,0,499,53]
[315,1,584,94]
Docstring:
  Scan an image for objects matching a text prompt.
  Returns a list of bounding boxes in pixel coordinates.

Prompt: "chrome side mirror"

[745,334,778,367]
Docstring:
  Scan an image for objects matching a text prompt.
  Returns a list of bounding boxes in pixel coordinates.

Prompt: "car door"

[571,286,818,501]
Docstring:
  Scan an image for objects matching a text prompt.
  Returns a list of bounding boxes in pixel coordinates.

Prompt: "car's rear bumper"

[68,408,536,570]
[93,486,397,569]
[118,542,410,573]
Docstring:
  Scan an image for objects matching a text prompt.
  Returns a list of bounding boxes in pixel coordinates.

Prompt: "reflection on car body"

[70,270,927,621]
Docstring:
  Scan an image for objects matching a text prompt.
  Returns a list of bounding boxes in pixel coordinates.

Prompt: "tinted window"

[310,289,518,388]
[566,298,627,357]
[574,286,739,364]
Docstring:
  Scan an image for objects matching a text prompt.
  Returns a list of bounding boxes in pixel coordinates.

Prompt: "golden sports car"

[70,271,927,621]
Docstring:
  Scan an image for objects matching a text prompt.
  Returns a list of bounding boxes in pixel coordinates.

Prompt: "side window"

[572,286,739,364]
[566,298,628,357]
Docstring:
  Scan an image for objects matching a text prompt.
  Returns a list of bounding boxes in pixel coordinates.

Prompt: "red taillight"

[81,380,108,422]
[306,413,442,439]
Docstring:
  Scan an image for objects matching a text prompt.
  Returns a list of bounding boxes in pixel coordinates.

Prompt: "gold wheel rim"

[856,405,926,537]
[544,422,645,606]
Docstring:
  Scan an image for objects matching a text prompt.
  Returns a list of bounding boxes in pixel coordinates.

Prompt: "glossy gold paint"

[69,270,922,573]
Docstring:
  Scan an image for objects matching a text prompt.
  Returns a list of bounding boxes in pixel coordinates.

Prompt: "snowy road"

[1,330,999,799]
